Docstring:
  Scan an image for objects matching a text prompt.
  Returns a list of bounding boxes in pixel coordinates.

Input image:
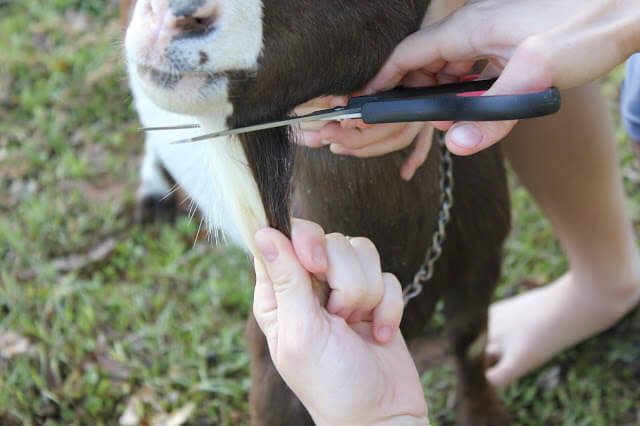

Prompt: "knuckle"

[270,269,296,290]
[351,237,381,263]
[343,281,367,306]
[302,220,325,240]
[518,35,554,70]
[326,232,347,245]
[382,273,404,303]
[368,282,385,308]
[320,123,341,139]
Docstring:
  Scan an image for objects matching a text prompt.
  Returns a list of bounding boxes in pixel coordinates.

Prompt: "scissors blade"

[170,107,362,144]
[139,124,201,131]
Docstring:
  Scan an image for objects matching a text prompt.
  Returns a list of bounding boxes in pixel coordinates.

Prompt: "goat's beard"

[193,115,294,260]
[239,126,295,237]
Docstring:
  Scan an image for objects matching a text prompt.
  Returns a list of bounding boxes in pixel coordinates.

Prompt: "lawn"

[1,1,639,425]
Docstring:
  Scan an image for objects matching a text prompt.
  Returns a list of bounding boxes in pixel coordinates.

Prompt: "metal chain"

[403,132,454,305]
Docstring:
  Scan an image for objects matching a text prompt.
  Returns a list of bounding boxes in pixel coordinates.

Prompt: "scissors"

[141,78,561,144]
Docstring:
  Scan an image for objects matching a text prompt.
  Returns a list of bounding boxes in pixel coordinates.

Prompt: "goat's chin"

[130,70,230,117]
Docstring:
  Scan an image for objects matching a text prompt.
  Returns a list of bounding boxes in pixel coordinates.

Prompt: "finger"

[400,125,433,181]
[324,233,368,320]
[320,122,405,150]
[329,95,350,108]
[485,355,519,388]
[431,121,453,131]
[438,60,476,81]
[445,120,517,156]
[254,228,320,330]
[253,258,278,339]
[484,339,501,369]
[340,118,362,130]
[332,122,423,158]
[364,10,482,94]
[446,38,555,155]
[300,130,327,147]
[296,95,348,144]
[487,37,553,96]
[296,95,335,111]
[341,118,375,131]
[344,237,384,323]
[372,273,404,344]
[291,218,329,274]
[400,69,438,88]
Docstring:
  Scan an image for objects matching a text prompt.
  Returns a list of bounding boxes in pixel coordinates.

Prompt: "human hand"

[366,0,640,155]
[253,219,429,426]
[297,97,434,181]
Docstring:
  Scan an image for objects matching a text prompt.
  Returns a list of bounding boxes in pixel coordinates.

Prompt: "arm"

[366,0,640,155]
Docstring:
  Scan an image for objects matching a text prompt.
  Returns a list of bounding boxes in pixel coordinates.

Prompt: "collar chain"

[403,132,454,304]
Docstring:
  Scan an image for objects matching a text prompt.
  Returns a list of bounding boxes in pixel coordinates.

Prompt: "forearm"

[540,0,640,88]
[614,0,640,58]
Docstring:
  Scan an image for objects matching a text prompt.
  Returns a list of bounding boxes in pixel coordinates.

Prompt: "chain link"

[403,132,454,305]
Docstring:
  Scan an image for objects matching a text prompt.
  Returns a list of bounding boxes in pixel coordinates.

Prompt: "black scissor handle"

[360,87,561,124]
[346,78,500,108]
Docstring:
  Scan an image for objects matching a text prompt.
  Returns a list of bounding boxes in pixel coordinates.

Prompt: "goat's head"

[126,0,428,120]
[125,0,429,252]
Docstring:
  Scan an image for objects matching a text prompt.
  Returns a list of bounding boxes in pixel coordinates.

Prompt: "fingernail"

[320,139,332,145]
[376,326,392,342]
[330,144,350,155]
[255,233,279,262]
[312,246,328,270]
[400,167,413,181]
[449,123,482,149]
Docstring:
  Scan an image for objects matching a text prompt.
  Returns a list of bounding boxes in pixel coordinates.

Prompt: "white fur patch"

[126,0,267,254]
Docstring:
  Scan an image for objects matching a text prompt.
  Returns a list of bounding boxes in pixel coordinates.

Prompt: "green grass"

[1,1,639,425]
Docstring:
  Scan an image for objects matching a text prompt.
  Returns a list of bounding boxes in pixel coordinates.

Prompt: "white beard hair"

[125,0,268,257]
[129,65,268,254]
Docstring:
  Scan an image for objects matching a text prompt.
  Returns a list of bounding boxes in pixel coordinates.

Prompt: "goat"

[122,0,511,424]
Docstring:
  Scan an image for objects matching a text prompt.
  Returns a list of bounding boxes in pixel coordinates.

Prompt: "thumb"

[363,20,452,94]
[364,7,485,95]
[446,38,554,155]
[254,228,321,334]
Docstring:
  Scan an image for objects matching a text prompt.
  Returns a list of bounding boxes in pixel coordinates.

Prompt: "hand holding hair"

[253,218,430,426]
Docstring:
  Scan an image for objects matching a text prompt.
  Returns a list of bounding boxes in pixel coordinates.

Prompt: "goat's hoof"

[134,193,178,224]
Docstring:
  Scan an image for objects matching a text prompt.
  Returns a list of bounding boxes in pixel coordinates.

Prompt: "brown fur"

[122,1,512,424]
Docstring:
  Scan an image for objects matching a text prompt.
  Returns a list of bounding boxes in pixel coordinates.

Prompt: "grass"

[1,1,639,425]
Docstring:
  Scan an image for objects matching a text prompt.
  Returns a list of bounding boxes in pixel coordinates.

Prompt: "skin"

[253,219,430,426]
[303,0,640,175]
[365,0,640,155]
[487,84,640,385]
[296,0,640,389]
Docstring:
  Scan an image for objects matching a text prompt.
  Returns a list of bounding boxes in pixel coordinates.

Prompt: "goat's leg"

[245,314,314,426]
[135,138,178,223]
[443,261,509,426]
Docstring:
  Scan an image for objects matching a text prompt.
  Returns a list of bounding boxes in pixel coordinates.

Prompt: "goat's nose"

[148,0,218,38]
[174,13,217,36]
